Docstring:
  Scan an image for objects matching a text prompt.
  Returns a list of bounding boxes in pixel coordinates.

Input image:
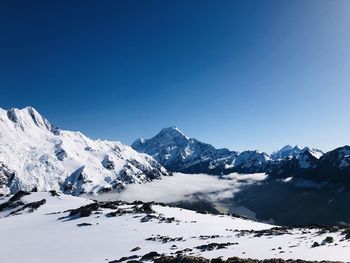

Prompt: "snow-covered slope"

[0,107,169,195]
[132,127,270,174]
[0,191,349,263]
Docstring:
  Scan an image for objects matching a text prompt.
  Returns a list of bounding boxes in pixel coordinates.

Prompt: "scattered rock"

[49,190,60,197]
[140,251,161,261]
[118,255,139,262]
[153,255,343,263]
[77,223,92,227]
[10,199,46,215]
[9,190,30,202]
[140,214,158,223]
[145,235,183,243]
[195,242,238,252]
[102,155,115,170]
[322,236,334,245]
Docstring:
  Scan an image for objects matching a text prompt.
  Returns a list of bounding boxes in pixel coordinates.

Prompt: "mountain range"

[0,107,169,195]
[132,126,349,185]
[1,107,350,198]
[131,126,350,225]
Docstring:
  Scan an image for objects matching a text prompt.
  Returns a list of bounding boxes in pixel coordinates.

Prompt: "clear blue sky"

[1,0,350,153]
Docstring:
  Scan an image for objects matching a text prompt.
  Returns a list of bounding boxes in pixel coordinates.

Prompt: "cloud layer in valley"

[98,173,267,203]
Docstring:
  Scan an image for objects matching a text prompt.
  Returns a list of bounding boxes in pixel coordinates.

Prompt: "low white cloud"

[97,172,267,203]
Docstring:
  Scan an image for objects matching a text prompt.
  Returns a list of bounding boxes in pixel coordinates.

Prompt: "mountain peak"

[158,126,188,139]
[0,106,169,195]
[1,106,60,135]
[293,145,305,150]
[271,145,308,161]
[280,145,293,151]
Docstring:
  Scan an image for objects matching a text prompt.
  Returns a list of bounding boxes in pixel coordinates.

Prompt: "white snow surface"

[0,192,349,262]
[0,107,169,195]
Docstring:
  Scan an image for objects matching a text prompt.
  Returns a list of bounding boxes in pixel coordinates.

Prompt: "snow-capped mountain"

[0,107,169,195]
[132,126,270,174]
[132,127,338,181]
[1,191,350,262]
[271,145,323,161]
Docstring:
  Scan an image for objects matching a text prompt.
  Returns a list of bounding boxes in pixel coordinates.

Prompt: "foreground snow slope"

[0,107,169,195]
[0,192,349,263]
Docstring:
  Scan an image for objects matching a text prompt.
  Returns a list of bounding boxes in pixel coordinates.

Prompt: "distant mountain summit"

[132,126,270,174]
[0,107,169,195]
[271,145,323,161]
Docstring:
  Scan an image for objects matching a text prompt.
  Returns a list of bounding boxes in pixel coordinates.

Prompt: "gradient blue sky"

[1,0,350,153]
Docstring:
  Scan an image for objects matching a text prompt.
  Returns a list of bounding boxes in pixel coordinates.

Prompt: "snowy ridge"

[271,145,324,161]
[133,127,350,184]
[0,191,349,263]
[0,107,169,195]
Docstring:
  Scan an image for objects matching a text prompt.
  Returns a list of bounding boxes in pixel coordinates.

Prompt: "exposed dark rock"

[49,190,60,197]
[106,209,126,218]
[59,200,166,221]
[68,202,101,218]
[10,199,46,215]
[145,235,183,243]
[195,242,238,252]
[199,235,220,240]
[322,236,334,245]
[140,214,158,223]
[84,146,93,151]
[140,203,154,214]
[0,190,31,212]
[154,255,209,263]
[9,190,30,202]
[0,163,15,189]
[153,255,343,263]
[55,144,67,161]
[118,255,140,262]
[311,242,320,248]
[102,155,115,170]
[7,108,18,123]
[131,247,141,252]
[0,199,24,212]
[211,258,224,263]
[77,223,92,227]
[140,251,161,261]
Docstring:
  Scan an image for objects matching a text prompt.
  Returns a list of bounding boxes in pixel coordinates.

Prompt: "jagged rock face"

[132,127,270,174]
[319,146,350,170]
[55,143,67,161]
[0,107,170,195]
[102,155,115,170]
[0,163,15,194]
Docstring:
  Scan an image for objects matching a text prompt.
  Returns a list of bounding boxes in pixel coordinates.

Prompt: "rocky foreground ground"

[0,191,349,263]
